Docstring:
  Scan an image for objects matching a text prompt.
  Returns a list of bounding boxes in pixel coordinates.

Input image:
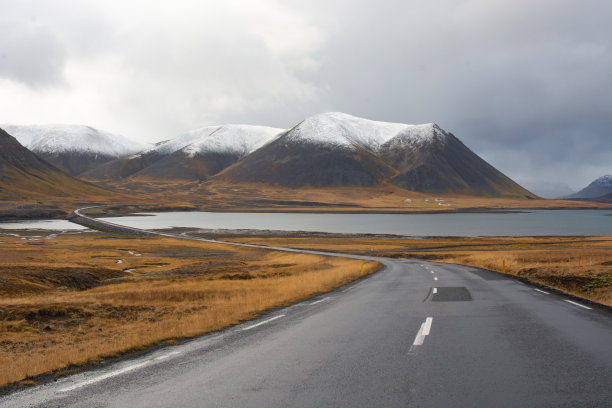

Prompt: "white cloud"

[0,0,325,141]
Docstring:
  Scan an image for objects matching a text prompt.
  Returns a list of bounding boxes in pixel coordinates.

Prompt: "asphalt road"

[2,252,612,407]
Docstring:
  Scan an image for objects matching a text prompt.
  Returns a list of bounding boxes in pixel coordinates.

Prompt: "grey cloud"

[1,0,610,191]
[285,0,612,191]
[0,19,67,86]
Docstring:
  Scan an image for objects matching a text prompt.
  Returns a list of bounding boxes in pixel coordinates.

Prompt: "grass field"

[0,232,379,387]
[230,236,612,307]
[82,179,612,213]
[2,228,610,388]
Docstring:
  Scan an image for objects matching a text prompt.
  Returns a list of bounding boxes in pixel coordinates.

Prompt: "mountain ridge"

[9,113,536,199]
[2,124,149,176]
[83,124,283,181]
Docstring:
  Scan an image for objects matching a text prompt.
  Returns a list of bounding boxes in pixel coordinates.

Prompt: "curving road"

[1,211,611,407]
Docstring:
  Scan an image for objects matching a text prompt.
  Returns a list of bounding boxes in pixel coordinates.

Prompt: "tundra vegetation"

[232,235,612,307]
[0,232,379,387]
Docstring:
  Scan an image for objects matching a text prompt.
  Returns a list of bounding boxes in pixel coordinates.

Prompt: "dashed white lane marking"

[310,297,330,306]
[434,277,438,281]
[411,317,433,349]
[58,351,181,393]
[534,289,550,295]
[241,314,285,331]
[564,300,592,310]
[433,288,438,294]
[430,271,434,274]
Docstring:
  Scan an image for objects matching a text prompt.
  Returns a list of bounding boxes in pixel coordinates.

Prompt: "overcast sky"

[1,0,610,194]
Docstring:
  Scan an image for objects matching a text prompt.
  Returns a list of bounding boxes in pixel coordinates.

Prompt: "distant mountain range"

[567,175,612,202]
[0,127,110,199]
[2,124,149,176]
[83,124,283,181]
[3,113,538,198]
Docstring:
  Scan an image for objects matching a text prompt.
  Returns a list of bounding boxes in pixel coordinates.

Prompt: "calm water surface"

[99,209,612,237]
[1,210,610,236]
[0,219,86,230]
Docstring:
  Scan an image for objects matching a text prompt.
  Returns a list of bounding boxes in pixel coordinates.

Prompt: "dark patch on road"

[432,287,472,301]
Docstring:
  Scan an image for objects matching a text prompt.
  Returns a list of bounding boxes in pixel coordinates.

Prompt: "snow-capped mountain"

[83,125,284,181]
[568,175,612,199]
[0,127,110,199]
[217,112,534,197]
[65,112,533,197]
[145,124,283,158]
[285,112,407,150]
[2,124,149,176]
[281,112,448,151]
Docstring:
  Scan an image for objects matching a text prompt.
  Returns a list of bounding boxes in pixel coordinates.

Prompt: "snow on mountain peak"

[285,112,447,151]
[382,122,449,149]
[141,125,284,158]
[2,124,149,157]
[594,175,612,185]
[287,112,408,150]
[142,126,221,156]
[181,125,284,157]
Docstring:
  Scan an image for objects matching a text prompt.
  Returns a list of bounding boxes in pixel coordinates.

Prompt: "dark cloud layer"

[1,0,610,193]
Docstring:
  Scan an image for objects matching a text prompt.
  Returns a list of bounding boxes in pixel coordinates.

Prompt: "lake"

[103,209,611,237]
[1,210,610,236]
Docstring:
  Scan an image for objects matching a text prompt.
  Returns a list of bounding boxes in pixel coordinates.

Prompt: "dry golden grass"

[0,233,379,387]
[232,236,612,307]
[76,179,612,212]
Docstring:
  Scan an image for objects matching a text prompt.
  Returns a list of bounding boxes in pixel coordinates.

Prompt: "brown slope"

[0,128,111,200]
[80,151,165,180]
[130,151,242,181]
[216,133,396,188]
[37,151,117,176]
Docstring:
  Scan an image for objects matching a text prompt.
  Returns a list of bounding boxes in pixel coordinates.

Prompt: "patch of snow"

[182,125,284,157]
[593,175,612,186]
[139,125,284,158]
[285,112,448,152]
[381,123,449,150]
[286,112,408,150]
[2,124,149,157]
[142,126,221,156]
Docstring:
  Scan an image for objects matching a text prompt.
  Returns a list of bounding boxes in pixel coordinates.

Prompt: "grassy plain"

[230,236,612,307]
[2,179,610,222]
[86,179,612,213]
[0,232,379,387]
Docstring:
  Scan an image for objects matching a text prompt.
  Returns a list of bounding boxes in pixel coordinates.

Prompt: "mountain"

[83,125,283,181]
[218,113,399,187]
[218,112,535,197]
[1,124,149,176]
[378,123,533,196]
[567,175,612,199]
[0,128,110,199]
